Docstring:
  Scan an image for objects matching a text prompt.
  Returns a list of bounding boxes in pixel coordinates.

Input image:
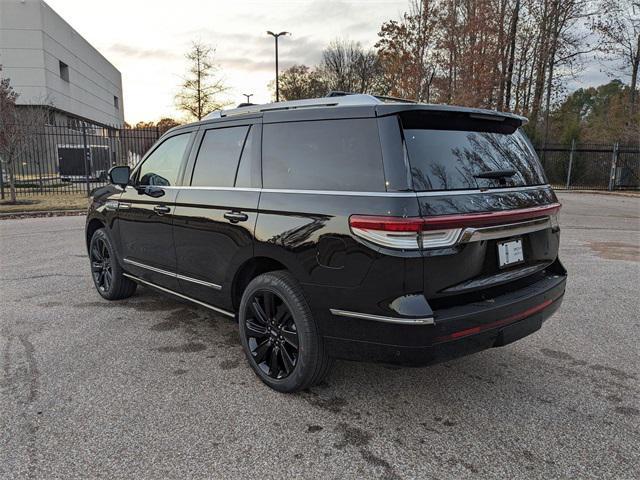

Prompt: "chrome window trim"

[330,308,435,325]
[123,258,222,290]
[123,273,233,318]
[160,184,550,197]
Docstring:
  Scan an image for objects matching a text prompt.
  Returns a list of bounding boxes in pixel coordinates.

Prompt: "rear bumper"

[321,271,566,366]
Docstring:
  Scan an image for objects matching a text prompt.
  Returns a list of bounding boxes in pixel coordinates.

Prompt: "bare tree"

[274,64,328,101]
[0,66,50,203]
[175,42,229,121]
[320,39,385,94]
[592,0,640,112]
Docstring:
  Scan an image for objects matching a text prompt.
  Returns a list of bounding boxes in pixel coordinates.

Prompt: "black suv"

[85,94,566,392]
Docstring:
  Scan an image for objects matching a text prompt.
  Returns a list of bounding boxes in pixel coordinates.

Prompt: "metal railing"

[537,142,640,191]
[1,123,638,200]
[0,122,162,199]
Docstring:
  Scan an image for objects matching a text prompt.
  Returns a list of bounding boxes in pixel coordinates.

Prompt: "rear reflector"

[435,298,554,342]
[349,203,561,250]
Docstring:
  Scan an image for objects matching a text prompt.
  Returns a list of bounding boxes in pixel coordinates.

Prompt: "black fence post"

[0,163,4,200]
[608,142,619,191]
[565,139,575,189]
[82,122,91,197]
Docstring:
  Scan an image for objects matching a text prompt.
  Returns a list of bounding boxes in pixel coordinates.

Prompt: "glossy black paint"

[85,105,567,367]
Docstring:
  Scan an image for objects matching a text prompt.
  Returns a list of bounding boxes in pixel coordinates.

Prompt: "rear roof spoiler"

[376,103,528,126]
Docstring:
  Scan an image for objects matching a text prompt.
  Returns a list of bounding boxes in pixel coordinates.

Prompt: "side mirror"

[108,165,130,187]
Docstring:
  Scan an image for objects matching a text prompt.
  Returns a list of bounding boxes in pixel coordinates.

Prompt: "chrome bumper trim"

[123,273,234,318]
[329,308,435,325]
[123,258,222,290]
[458,217,552,244]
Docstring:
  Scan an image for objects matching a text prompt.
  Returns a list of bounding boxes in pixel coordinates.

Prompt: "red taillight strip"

[349,203,561,232]
[349,216,424,232]
[421,203,561,231]
[435,298,554,343]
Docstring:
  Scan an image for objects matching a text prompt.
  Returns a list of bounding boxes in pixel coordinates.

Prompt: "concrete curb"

[0,209,87,220]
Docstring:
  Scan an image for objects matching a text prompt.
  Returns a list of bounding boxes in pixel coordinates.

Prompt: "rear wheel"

[238,271,332,392]
[89,228,136,300]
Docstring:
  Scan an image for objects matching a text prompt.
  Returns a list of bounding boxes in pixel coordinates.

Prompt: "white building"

[0,0,124,126]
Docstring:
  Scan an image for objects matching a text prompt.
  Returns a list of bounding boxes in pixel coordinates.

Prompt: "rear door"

[397,110,560,305]
[116,130,195,291]
[172,119,261,310]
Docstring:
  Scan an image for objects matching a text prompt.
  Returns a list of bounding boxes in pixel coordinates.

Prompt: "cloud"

[107,43,181,60]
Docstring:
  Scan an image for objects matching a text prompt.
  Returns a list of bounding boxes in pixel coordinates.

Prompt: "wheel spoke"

[245,319,268,338]
[273,303,289,327]
[268,346,280,377]
[103,270,111,291]
[97,270,105,288]
[251,300,269,325]
[252,338,271,364]
[281,328,299,350]
[91,245,102,261]
[100,240,109,258]
[91,261,103,272]
[280,345,295,374]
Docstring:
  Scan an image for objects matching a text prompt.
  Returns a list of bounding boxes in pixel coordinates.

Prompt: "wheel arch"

[231,256,288,312]
[86,217,105,249]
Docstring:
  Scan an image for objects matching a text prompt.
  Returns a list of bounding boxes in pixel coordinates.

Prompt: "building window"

[114,96,119,110]
[59,61,69,82]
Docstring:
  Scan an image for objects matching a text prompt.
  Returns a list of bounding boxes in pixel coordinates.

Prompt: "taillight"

[348,216,425,249]
[349,203,561,250]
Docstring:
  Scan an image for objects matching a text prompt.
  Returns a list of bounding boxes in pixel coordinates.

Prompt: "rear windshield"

[401,115,547,191]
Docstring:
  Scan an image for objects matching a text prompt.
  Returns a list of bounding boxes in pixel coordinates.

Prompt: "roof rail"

[204,93,383,120]
[327,90,417,104]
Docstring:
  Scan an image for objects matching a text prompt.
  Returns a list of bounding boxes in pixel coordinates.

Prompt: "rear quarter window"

[262,119,386,191]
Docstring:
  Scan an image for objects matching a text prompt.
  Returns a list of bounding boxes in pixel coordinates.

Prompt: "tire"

[238,270,333,393]
[89,228,137,300]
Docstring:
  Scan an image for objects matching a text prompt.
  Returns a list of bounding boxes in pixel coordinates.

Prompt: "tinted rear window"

[191,126,250,187]
[401,117,546,191]
[262,119,385,191]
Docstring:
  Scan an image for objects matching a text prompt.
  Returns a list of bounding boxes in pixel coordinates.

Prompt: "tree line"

[275,0,639,144]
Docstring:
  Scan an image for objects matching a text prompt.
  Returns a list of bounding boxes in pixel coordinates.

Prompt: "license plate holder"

[497,238,524,268]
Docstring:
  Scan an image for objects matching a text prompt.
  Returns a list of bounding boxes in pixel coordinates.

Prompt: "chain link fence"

[1,123,639,200]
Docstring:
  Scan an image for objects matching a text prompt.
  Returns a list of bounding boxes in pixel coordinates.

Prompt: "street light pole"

[267,31,289,102]
[242,93,253,103]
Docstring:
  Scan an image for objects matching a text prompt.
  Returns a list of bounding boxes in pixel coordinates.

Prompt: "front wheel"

[89,228,137,300]
[238,271,332,393]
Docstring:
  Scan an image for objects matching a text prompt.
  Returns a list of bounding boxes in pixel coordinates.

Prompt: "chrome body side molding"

[123,273,234,318]
[330,308,435,325]
[123,258,222,290]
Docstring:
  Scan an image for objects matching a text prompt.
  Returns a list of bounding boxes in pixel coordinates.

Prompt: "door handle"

[154,205,171,214]
[224,211,248,223]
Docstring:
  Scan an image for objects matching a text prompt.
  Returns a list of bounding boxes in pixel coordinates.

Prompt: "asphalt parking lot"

[1,192,639,479]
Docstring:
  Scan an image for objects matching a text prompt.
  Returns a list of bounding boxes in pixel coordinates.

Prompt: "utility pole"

[242,93,253,103]
[267,31,290,102]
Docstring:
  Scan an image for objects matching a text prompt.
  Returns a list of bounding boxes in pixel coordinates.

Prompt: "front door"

[116,131,194,291]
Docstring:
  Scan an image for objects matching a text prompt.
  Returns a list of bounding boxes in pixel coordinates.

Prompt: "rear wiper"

[473,169,517,179]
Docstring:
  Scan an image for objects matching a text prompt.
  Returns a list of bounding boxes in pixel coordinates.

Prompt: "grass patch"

[0,193,89,213]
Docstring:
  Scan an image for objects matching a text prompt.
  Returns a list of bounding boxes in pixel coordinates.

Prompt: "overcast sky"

[46,0,612,123]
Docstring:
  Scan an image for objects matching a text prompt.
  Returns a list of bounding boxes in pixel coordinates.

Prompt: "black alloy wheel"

[90,236,113,293]
[244,290,299,379]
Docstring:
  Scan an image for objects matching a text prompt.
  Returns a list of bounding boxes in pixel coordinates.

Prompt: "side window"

[262,119,385,191]
[137,133,191,186]
[191,126,250,187]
